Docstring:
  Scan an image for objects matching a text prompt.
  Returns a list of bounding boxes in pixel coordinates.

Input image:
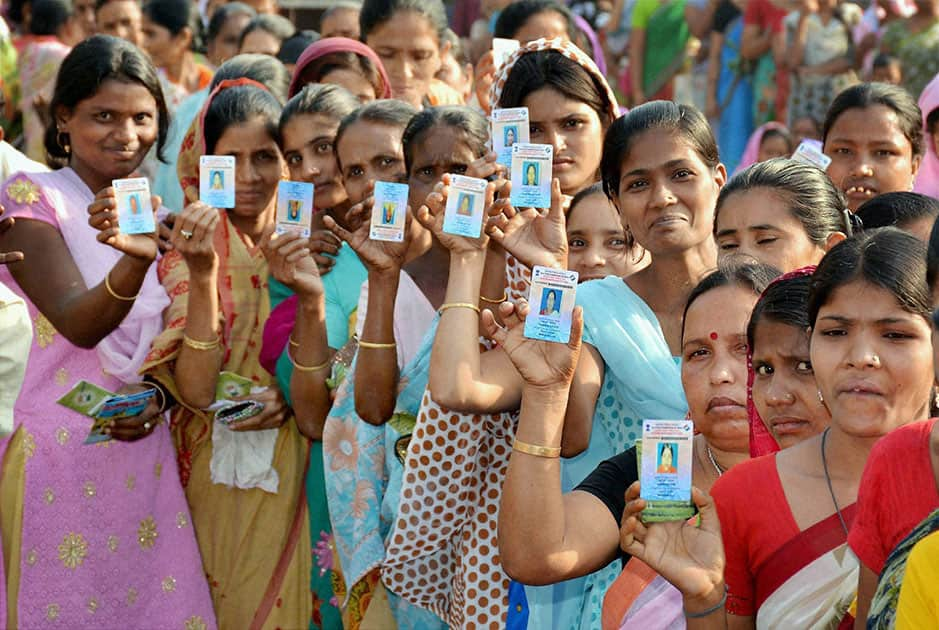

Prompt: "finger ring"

[181,230,193,240]
[143,422,152,431]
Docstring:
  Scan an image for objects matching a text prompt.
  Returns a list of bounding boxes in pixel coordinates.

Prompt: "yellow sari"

[142,78,311,629]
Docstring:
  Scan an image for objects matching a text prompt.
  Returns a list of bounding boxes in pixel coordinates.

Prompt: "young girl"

[566,182,647,282]
[321,106,497,629]
[429,100,726,629]
[0,36,214,629]
[747,268,830,457]
[714,158,848,272]
[823,82,924,211]
[734,122,793,174]
[359,0,462,108]
[288,37,391,103]
[142,81,313,628]
[620,228,935,628]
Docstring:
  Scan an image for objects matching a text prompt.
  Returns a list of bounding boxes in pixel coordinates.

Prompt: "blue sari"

[323,317,446,629]
[716,16,754,174]
[522,276,688,630]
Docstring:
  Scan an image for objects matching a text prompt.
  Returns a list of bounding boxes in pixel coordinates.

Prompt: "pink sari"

[0,168,215,629]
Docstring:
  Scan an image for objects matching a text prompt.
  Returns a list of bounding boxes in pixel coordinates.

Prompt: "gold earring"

[56,130,70,155]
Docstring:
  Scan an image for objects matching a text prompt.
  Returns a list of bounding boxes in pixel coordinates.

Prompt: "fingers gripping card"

[510,143,553,209]
[200,155,236,208]
[113,177,155,234]
[443,174,487,238]
[524,265,578,343]
[491,107,529,169]
[370,181,409,242]
[639,419,696,522]
[276,180,315,237]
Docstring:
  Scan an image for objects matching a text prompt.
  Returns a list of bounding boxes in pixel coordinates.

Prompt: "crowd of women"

[2,0,939,628]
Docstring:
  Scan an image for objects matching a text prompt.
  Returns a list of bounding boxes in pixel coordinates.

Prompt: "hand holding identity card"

[510,143,553,209]
[492,37,520,71]
[491,107,529,169]
[275,181,315,237]
[524,265,578,343]
[639,419,696,522]
[200,155,236,208]
[113,177,155,234]
[57,380,156,444]
[370,181,408,242]
[443,175,487,238]
[790,139,831,171]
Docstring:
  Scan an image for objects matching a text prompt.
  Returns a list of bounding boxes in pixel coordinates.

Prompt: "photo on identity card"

[112,177,155,235]
[510,143,553,209]
[200,155,236,208]
[275,180,315,237]
[491,107,530,168]
[524,265,578,343]
[443,174,487,238]
[639,419,695,522]
[370,181,409,242]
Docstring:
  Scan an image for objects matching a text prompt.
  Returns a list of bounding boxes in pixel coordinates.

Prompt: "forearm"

[354,270,400,425]
[683,584,731,630]
[789,18,809,65]
[807,56,853,75]
[479,245,507,321]
[741,29,771,59]
[174,270,223,408]
[289,293,333,440]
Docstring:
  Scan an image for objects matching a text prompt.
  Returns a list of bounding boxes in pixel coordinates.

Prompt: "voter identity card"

[275,180,315,237]
[524,265,578,343]
[443,175,487,238]
[492,37,520,71]
[791,139,831,171]
[370,181,408,242]
[491,107,530,169]
[113,177,155,234]
[639,419,695,522]
[200,155,236,208]
[510,143,553,209]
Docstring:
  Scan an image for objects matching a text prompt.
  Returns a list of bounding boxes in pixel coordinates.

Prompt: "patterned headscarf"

[748,266,817,458]
[488,37,619,121]
[176,78,270,205]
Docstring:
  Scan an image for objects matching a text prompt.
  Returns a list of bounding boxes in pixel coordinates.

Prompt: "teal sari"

[524,276,688,630]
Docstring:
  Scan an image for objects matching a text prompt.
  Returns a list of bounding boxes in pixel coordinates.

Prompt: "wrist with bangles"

[683,584,728,618]
[287,336,332,372]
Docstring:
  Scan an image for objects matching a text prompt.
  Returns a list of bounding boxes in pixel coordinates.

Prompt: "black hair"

[320,1,360,28]
[277,30,320,65]
[30,0,73,35]
[602,100,719,201]
[280,83,360,133]
[237,13,295,51]
[872,52,900,71]
[808,228,930,326]
[716,158,848,246]
[493,0,574,40]
[568,182,637,251]
[45,35,169,163]
[8,0,29,25]
[498,49,614,129]
[142,0,203,51]
[293,50,384,99]
[928,213,939,290]
[681,260,781,341]
[822,82,924,158]
[335,99,417,171]
[360,0,448,42]
[211,53,291,104]
[760,127,793,153]
[747,273,813,352]
[856,192,939,232]
[203,84,283,154]
[401,106,488,175]
[206,2,256,43]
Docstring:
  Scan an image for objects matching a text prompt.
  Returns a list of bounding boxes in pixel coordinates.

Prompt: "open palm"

[488,178,568,270]
[482,298,583,389]
[417,175,492,255]
[261,229,324,298]
[324,197,409,274]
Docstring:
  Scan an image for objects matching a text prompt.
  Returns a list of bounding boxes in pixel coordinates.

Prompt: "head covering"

[177,77,269,205]
[489,37,619,120]
[913,72,939,199]
[570,13,607,76]
[734,121,789,175]
[287,37,392,99]
[747,265,817,458]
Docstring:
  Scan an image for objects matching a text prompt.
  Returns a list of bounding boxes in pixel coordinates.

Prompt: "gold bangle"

[183,333,221,351]
[358,338,397,349]
[513,439,561,458]
[439,302,480,315]
[288,348,332,372]
[480,292,507,304]
[104,271,138,302]
[289,336,300,347]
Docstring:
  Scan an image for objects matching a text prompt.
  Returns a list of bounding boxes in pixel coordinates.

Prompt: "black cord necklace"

[821,428,849,537]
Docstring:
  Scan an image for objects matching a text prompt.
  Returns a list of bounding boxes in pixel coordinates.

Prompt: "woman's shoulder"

[1,168,67,224]
[712,453,780,502]
[867,419,937,473]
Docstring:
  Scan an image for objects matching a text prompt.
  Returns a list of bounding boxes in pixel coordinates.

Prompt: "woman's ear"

[714,163,728,189]
[176,26,194,54]
[825,231,847,251]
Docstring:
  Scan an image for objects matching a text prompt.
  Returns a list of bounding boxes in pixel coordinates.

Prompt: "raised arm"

[324,199,409,425]
[492,299,622,583]
[260,228,333,440]
[167,202,224,409]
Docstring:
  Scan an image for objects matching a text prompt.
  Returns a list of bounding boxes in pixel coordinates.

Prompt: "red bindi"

[709,332,718,340]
